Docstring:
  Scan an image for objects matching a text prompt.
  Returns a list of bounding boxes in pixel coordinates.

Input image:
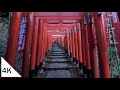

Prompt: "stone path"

[35,43,81,78]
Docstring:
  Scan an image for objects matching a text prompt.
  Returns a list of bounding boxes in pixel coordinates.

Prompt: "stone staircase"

[35,43,81,78]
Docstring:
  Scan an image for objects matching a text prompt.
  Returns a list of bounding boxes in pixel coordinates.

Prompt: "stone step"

[42,67,78,70]
[52,50,63,51]
[45,58,68,62]
[50,50,65,52]
[49,54,67,56]
[47,56,69,59]
[52,48,62,49]
[45,58,72,63]
[45,60,71,63]
[48,56,68,57]
[45,70,72,78]
[47,63,68,68]
[43,63,78,70]
[48,54,67,56]
[51,51,65,52]
[53,48,62,49]
[50,52,66,54]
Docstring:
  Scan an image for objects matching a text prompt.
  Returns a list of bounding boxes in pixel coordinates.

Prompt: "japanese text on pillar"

[18,16,27,51]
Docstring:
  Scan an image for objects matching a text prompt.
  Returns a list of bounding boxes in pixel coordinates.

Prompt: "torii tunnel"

[5,12,120,78]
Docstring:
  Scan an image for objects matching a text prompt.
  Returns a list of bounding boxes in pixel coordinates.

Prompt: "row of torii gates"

[5,12,120,78]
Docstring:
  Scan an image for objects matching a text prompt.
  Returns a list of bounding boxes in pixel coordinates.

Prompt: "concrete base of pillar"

[86,69,92,78]
[35,62,43,75]
[35,65,39,74]
[73,58,79,64]
[45,52,47,56]
[70,53,72,58]
[39,62,43,70]
[79,69,84,77]
[79,62,83,69]
[73,57,76,62]
[83,66,87,74]
[75,59,79,64]
[29,70,35,78]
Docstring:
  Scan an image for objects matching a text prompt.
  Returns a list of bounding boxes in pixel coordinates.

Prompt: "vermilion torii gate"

[5,12,120,78]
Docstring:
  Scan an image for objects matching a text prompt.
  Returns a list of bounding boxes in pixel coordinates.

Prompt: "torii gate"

[5,12,120,78]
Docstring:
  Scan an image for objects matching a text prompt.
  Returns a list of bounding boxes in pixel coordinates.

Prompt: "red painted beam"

[81,18,87,74]
[30,17,39,73]
[86,15,99,78]
[77,23,83,68]
[75,27,79,60]
[69,31,72,55]
[36,20,42,69]
[38,16,81,20]
[22,12,34,78]
[44,27,47,58]
[93,12,111,78]
[47,26,74,30]
[65,33,68,50]
[71,29,76,59]
[47,33,50,50]
[46,23,76,27]
[47,30,66,32]
[83,16,91,78]
[40,22,46,63]
[34,12,82,17]
[48,32,67,35]
[22,12,85,18]
[45,20,78,23]
[5,12,22,67]
[22,12,28,16]
[52,34,64,36]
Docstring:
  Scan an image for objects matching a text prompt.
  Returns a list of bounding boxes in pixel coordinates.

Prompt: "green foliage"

[0,12,9,18]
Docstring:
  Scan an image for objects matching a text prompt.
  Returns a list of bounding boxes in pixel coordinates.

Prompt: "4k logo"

[2,68,11,73]
[1,57,22,77]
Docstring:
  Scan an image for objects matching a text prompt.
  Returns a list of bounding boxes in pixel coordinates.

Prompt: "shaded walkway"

[35,42,81,78]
